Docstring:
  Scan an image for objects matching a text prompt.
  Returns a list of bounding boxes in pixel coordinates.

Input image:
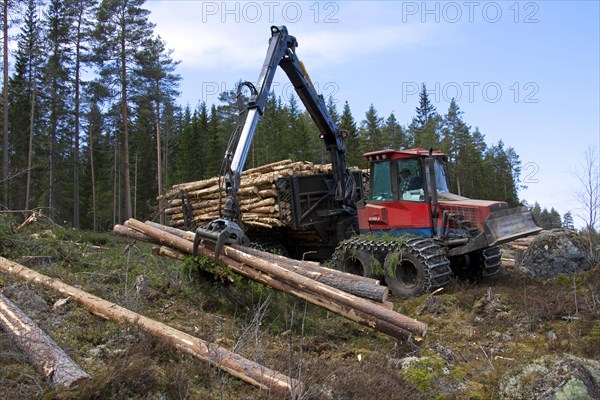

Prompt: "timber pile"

[161,160,332,229]
[113,219,428,341]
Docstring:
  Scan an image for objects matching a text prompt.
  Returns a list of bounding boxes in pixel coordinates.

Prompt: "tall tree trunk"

[25,90,35,210]
[155,96,164,224]
[89,126,97,231]
[120,18,132,220]
[112,135,118,227]
[2,0,9,207]
[73,6,83,229]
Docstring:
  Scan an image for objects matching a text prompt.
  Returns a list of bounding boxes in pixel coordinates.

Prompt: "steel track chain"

[332,235,452,292]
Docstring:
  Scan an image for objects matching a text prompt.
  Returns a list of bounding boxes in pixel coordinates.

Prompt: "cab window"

[370,161,393,201]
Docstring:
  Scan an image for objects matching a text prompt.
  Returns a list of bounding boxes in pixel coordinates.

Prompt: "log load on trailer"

[176,25,541,298]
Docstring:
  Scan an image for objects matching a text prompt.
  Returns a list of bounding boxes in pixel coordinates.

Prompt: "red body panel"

[358,201,432,231]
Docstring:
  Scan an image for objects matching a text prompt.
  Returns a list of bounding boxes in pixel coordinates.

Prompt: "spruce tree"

[134,34,180,223]
[563,211,575,230]
[44,0,77,222]
[359,103,383,156]
[382,112,406,150]
[339,101,361,168]
[408,84,441,149]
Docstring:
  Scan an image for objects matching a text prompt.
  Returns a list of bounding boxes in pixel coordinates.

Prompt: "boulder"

[499,354,600,399]
[520,229,591,278]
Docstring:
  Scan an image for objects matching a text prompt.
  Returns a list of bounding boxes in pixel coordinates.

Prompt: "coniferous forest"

[0,0,524,231]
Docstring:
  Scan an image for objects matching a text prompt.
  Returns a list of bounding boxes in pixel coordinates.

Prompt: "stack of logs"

[501,236,535,268]
[161,160,332,229]
[113,220,428,341]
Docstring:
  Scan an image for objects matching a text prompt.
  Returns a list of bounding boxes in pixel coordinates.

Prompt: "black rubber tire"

[384,251,427,298]
[334,247,374,277]
[450,246,501,281]
[383,238,451,298]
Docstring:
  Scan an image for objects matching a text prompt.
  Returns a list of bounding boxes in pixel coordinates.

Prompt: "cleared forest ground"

[0,216,598,399]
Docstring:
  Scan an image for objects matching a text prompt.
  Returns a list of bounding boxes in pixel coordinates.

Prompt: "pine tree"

[71,0,98,228]
[8,0,45,212]
[93,0,155,221]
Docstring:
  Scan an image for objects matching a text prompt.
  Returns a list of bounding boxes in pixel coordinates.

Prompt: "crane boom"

[194,25,356,259]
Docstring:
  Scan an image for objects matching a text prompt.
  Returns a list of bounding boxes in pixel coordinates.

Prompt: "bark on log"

[0,257,301,397]
[0,293,90,387]
[123,219,426,339]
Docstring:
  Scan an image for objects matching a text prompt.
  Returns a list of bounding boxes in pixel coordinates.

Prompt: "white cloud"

[147,2,438,71]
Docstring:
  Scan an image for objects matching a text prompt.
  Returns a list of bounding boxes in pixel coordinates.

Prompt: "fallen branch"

[0,293,90,387]
[0,257,301,397]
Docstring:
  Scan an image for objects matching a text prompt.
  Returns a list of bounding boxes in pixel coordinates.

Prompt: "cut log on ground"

[143,221,387,302]
[0,257,301,397]
[120,219,426,340]
[0,293,90,387]
[141,221,388,303]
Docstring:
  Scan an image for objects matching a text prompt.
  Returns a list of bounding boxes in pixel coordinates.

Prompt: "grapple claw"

[192,219,249,262]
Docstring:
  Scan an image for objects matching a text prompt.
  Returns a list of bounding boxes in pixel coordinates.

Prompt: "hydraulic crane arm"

[194,25,356,259]
[231,25,354,209]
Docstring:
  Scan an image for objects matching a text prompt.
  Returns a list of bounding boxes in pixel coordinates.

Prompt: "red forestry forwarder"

[193,26,541,298]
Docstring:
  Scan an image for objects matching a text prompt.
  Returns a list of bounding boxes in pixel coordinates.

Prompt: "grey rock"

[499,354,600,399]
[520,229,591,278]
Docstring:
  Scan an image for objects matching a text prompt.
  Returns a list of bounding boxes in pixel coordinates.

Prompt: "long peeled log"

[119,222,413,340]
[0,293,90,387]
[0,257,301,397]
[123,219,426,339]
[144,221,388,303]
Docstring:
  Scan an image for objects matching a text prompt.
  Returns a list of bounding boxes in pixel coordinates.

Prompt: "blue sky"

[146,1,600,228]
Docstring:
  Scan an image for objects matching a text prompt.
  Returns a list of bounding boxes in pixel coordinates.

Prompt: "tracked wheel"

[383,238,452,298]
[481,246,501,277]
[450,246,502,281]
